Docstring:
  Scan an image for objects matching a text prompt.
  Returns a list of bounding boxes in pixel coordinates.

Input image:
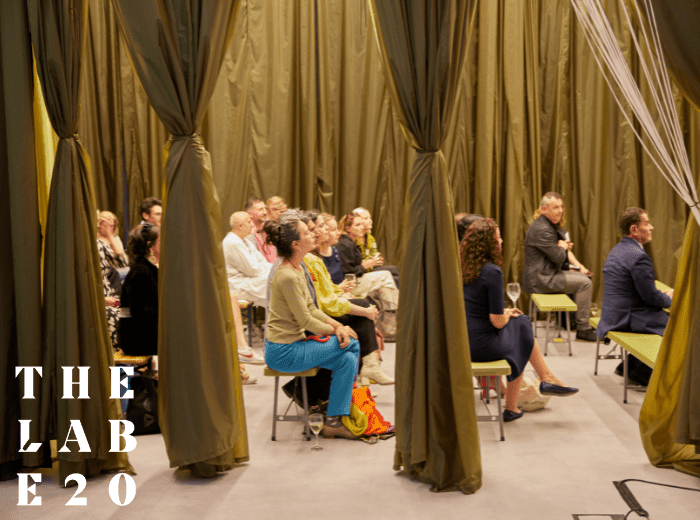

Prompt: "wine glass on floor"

[309,414,324,451]
[507,282,520,309]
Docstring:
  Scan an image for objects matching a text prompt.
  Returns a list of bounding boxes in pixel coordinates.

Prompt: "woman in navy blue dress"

[461,218,578,422]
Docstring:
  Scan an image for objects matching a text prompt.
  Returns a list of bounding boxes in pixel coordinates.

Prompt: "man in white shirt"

[223,211,272,307]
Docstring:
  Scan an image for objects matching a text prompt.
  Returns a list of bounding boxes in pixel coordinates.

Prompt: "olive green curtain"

[636,0,700,475]
[80,0,167,230]
[369,0,482,494]
[27,0,133,484]
[111,0,248,471]
[0,0,47,474]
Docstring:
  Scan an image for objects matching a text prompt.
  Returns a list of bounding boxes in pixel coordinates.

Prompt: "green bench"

[529,293,577,356]
[472,360,511,441]
[605,331,662,403]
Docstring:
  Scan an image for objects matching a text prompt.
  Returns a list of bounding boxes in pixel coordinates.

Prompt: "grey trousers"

[561,271,593,330]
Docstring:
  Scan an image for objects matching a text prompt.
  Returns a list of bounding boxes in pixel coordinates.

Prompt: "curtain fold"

[639,219,700,476]
[0,0,47,475]
[27,0,133,484]
[111,0,248,471]
[635,0,700,474]
[369,0,482,494]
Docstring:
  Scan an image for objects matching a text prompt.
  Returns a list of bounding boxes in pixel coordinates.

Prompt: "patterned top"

[356,233,379,271]
[304,254,351,317]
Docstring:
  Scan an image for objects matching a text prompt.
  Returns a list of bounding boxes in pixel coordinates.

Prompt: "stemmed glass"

[506,282,521,309]
[308,414,324,451]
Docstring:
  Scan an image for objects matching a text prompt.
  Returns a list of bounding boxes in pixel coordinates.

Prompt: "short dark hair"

[457,214,483,243]
[619,207,646,236]
[139,197,161,218]
[244,197,264,212]
[264,210,302,259]
[128,223,160,258]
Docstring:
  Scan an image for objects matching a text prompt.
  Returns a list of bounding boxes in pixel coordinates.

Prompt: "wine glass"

[344,273,357,293]
[308,413,324,451]
[506,282,520,309]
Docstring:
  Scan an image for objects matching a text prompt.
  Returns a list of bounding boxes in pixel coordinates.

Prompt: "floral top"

[304,253,351,317]
[97,238,128,298]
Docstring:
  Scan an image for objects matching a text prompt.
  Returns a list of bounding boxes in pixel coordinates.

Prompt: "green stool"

[472,360,511,441]
[529,294,577,356]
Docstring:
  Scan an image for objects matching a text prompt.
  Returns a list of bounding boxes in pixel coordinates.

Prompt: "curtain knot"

[170,132,199,140]
[415,147,440,155]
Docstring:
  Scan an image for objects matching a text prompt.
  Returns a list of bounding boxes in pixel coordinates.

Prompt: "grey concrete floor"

[2,330,699,520]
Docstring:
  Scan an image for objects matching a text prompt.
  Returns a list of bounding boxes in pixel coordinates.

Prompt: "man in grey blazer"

[597,207,672,385]
[523,192,597,341]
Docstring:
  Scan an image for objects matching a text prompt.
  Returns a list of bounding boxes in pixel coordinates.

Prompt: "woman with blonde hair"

[336,213,398,314]
[97,211,128,350]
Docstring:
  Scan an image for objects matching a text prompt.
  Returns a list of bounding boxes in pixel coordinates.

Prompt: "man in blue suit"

[597,207,673,385]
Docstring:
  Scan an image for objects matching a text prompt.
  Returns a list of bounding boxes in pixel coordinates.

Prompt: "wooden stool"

[472,360,511,441]
[264,366,319,441]
[590,317,621,375]
[529,294,577,356]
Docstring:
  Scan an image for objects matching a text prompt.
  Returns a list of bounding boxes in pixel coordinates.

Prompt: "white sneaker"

[238,345,265,365]
[241,372,257,385]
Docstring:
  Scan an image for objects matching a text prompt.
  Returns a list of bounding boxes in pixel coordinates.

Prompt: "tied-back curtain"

[27,0,133,484]
[111,0,248,471]
[638,0,700,475]
[369,0,482,493]
[0,0,47,475]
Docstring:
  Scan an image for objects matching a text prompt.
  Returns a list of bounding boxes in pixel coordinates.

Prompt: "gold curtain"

[636,0,700,476]
[27,0,132,484]
[0,0,47,475]
[369,0,482,494]
[111,0,248,472]
[79,0,167,231]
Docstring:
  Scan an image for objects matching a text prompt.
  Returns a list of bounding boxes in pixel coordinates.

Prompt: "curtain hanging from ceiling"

[111,0,248,474]
[0,0,48,477]
[28,0,133,484]
[368,0,482,493]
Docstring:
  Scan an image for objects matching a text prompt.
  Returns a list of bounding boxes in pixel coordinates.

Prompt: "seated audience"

[97,210,126,351]
[461,218,578,422]
[457,213,482,243]
[118,224,160,356]
[304,211,393,385]
[352,207,400,288]
[140,197,162,226]
[319,213,345,285]
[228,295,261,384]
[266,196,288,222]
[264,211,360,439]
[597,207,673,386]
[336,213,398,313]
[523,192,596,341]
[223,211,271,307]
[245,196,276,263]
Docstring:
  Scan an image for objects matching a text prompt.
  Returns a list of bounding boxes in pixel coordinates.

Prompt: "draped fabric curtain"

[111,0,248,472]
[0,0,47,476]
[80,0,167,231]
[369,0,482,494]
[637,0,700,476]
[27,0,133,484]
[78,0,693,303]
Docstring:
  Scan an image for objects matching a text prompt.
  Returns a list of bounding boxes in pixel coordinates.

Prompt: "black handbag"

[126,375,160,435]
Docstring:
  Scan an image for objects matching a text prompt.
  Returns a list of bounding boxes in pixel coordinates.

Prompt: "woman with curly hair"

[461,218,579,422]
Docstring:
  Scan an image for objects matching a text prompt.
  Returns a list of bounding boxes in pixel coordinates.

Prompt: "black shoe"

[540,381,579,397]
[576,329,598,342]
[503,409,524,422]
[614,363,624,377]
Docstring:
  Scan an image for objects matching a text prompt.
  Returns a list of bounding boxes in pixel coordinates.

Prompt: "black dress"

[118,256,158,356]
[462,263,533,381]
